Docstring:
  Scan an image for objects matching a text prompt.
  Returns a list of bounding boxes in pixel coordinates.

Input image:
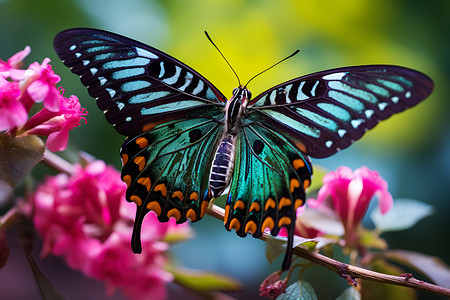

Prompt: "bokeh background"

[1,0,449,299]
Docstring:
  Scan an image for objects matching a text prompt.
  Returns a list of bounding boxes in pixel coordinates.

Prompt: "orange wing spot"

[130,195,142,206]
[123,175,132,188]
[261,217,275,233]
[293,159,305,170]
[135,137,149,149]
[290,178,301,193]
[121,153,128,166]
[295,199,304,210]
[278,197,292,210]
[294,142,307,153]
[147,201,162,216]
[190,192,199,201]
[172,191,184,201]
[249,202,260,213]
[142,123,156,132]
[264,198,276,211]
[278,216,292,227]
[200,200,209,218]
[186,209,197,222]
[167,208,181,222]
[133,156,146,171]
[224,205,231,224]
[303,179,311,190]
[229,218,241,231]
[233,200,245,210]
[245,221,258,235]
[137,177,151,191]
[154,184,167,197]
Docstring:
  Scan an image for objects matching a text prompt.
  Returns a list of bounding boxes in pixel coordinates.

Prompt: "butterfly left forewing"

[248,65,433,158]
[54,28,227,136]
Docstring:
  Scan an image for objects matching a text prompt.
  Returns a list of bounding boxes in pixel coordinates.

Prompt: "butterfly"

[53,28,433,270]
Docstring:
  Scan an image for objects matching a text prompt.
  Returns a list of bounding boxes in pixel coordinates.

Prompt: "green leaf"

[170,267,241,293]
[361,259,416,300]
[265,235,318,264]
[25,252,67,300]
[384,250,450,288]
[277,280,318,300]
[0,134,45,187]
[371,198,433,232]
[358,229,388,250]
[336,287,361,300]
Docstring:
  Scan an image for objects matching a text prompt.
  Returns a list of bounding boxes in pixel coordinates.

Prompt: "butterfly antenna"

[205,31,241,86]
[244,50,300,88]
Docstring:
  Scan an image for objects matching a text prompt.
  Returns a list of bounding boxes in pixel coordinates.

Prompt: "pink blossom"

[0,81,28,131]
[259,271,287,299]
[275,206,324,239]
[29,160,188,300]
[309,166,393,246]
[293,207,324,239]
[0,48,86,139]
[22,58,61,111]
[0,46,30,80]
[22,90,88,151]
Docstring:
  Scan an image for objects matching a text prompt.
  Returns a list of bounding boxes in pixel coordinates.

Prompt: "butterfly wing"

[224,114,312,269]
[121,110,223,253]
[53,28,227,136]
[248,65,433,158]
[54,28,227,253]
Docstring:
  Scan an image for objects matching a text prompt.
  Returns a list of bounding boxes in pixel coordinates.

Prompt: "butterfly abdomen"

[209,135,236,198]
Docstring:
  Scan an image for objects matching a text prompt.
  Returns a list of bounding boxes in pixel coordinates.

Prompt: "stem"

[41,150,75,175]
[206,204,450,298]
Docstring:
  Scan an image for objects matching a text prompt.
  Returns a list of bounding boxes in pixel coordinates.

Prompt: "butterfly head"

[231,86,252,103]
[224,86,251,134]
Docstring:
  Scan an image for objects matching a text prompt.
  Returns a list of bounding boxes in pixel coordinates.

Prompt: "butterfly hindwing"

[53,28,227,136]
[224,112,312,269]
[249,65,433,158]
[120,108,224,253]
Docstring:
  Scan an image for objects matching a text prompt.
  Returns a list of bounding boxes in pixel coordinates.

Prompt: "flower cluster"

[0,47,87,151]
[260,166,393,298]
[307,166,393,248]
[28,160,190,300]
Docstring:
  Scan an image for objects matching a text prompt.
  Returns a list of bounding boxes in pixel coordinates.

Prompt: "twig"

[41,150,75,175]
[206,204,450,298]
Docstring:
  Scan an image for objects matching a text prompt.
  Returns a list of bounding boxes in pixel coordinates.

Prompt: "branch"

[206,204,450,298]
[41,150,75,175]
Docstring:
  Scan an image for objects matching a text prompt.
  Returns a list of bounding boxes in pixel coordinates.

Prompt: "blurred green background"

[1,0,449,299]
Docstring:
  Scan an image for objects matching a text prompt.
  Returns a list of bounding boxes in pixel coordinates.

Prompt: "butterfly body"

[54,28,433,270]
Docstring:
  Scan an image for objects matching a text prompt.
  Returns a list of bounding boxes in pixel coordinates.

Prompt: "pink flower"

[293,207,324,239]
[28,160,188,300]
[21,90,88,151]
[309,166,393,246]
[22,58,61,111]
[0,48,86,139]
[0,46,30,80]
[0,81,28,131]
[259,271,287,299]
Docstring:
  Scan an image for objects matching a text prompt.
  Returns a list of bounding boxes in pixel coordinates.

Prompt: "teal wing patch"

[224,110,312,269]
[120,108,223,253]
